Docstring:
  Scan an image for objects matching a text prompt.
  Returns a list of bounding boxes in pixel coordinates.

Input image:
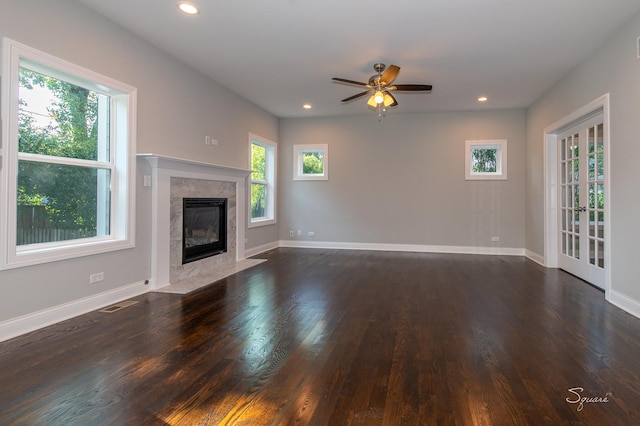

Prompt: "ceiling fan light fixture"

[332,63,433,117]
[383,93,395,107]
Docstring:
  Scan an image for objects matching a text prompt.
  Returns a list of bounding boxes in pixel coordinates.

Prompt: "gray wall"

[526,12,640,302]
[279,110,526,249]
[0,0,278,322]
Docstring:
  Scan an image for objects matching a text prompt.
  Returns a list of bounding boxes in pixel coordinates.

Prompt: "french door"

[558,115,605,288]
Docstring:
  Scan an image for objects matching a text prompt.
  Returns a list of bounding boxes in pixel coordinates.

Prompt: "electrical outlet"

[143,175,151,187]
[205,136,219,145]
[308,231,315,237]
[89,272,104,284]
[297,230,302,236]
[289,230,294,237]
[491,236,500,242]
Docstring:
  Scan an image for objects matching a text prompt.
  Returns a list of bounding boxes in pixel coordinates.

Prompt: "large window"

[249,134,277,227]
[1,38,137,269]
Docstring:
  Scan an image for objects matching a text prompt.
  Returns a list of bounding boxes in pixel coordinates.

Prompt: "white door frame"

[543,93,611,295]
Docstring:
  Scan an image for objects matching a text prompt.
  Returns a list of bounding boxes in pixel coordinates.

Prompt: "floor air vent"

[99,300,138,313]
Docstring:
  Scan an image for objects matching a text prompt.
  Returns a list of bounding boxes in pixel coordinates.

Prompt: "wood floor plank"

[1,248,640,425]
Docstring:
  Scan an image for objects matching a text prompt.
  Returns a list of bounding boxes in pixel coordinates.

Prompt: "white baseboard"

[607,290,640,320]
[525,249,545,266]
[245,241,280,258]
[278,240,525,256]
[0,280,149,343]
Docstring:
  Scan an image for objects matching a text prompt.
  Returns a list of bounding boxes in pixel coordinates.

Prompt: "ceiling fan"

[332,63,432,117]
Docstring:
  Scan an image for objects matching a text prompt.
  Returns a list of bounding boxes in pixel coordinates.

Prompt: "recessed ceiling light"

[177,2,199,15]
[303,104,312,109]
[478,96,488,102]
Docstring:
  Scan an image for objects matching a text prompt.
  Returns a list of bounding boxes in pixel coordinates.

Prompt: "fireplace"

[182,198,227,264]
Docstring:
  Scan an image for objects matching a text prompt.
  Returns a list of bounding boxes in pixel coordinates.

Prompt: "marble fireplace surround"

[140,154,251,291]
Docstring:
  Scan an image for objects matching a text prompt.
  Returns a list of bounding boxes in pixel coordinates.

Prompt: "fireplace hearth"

[182,198,227,264]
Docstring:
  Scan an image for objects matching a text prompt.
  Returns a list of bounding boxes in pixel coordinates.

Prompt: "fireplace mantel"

[138,154,251,290]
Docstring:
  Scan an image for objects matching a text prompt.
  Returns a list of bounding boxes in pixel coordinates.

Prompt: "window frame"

[248,133,277,228]
[1,38,137,270]
[465,140,507,180]
[293,144,329,181]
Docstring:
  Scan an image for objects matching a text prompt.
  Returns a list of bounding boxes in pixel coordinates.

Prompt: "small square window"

[465,140,507,180]
[293,144,328,181]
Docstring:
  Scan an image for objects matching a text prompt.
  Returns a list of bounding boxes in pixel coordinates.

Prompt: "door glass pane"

[575,236,580,259]
[589,210,595,237]
[588,183,595,208]
[574,210,580,234]
[598,241,604,268]
[571,135,579,158]
[561,138,567,161]
[589,239,596,265]
[574,184,579,209]
[597,153,604,181]
[597,184,604,209]
[598,212,604,239]
[567,186,573,208]
[567,210,573,233]
[597,124,604,180]
[561,162,567,184]
[567,236,573,257]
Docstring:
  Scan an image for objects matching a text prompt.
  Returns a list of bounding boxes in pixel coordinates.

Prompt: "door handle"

[576,206,587,212]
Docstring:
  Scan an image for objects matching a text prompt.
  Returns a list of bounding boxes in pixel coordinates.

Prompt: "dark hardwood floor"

[1,248,640,425]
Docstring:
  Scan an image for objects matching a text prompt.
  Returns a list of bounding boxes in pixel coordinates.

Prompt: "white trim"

[608,290,640,320]
[279,240,525,256]
[139,154,251,290]
[543,94,610,296]
[0,280,149,343]
[525,249,545,266]
[245,241,280,258]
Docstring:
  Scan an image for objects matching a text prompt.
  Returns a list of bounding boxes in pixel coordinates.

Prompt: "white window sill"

[249,218,276,228]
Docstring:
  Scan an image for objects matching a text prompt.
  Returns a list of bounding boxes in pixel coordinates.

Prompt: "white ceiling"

[76,0,640,118]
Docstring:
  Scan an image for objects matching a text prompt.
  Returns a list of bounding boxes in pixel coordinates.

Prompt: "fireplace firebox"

[182,198,227,264]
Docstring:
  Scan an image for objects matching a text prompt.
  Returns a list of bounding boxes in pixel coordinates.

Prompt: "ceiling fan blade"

[341,91,370,103]
[390,84,433,91]
[332,77,370,87]
[380,65,400,86]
